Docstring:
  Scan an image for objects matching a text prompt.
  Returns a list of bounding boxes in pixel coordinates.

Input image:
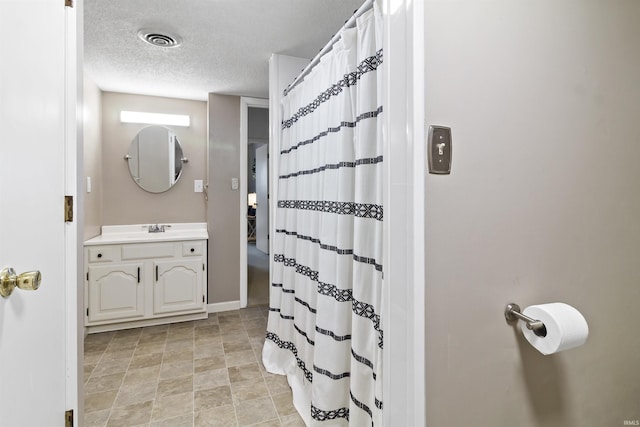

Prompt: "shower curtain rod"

[283,0,374,96]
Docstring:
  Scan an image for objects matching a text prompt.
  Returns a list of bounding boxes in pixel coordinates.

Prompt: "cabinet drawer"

[182,242,203,256]
[122,243,174,260]
[88,246,115,262]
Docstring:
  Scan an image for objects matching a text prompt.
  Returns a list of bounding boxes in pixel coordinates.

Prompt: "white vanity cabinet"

[154,257,204,314]
[87,261,145,323]
[84,224,208,333]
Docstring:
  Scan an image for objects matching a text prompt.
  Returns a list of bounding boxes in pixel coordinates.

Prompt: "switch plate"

[194,179,203,193]
[428,125,452,174]
[231,177,239,190]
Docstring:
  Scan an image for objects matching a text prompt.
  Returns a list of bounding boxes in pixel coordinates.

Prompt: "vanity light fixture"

[120,111,190,127]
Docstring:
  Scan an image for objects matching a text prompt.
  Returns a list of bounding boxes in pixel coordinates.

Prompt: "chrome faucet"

[148,224,165,233]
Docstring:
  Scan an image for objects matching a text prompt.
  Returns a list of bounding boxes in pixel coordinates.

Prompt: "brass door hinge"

[65,0,73,7]
[65,409,74,427]
[64,196,73,222]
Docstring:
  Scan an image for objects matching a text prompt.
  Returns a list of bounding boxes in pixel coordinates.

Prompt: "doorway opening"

[240,97,270,307]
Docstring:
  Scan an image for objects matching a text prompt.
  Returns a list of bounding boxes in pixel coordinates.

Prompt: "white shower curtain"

[262,2,384,425]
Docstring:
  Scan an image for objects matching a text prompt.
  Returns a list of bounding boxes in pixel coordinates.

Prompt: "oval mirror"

[125,125,186,193]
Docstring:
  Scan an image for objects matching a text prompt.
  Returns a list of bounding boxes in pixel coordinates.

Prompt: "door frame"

[239,96,269,308]
[66,0,427,422]
[65,0,83,418]
[381,0,426,424]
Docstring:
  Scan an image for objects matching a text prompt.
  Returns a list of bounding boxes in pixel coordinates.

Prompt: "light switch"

[194,180,203,193]
[86,176,92,193]
[428,125,452,174]
[231,177,239,190]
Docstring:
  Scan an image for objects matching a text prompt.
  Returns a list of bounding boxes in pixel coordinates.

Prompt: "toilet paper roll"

[520,303,589,355]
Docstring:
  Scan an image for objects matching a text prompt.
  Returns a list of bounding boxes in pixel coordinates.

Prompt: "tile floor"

[84,306,304,427]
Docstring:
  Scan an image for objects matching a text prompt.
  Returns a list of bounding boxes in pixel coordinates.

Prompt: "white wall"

[423,2,640,425]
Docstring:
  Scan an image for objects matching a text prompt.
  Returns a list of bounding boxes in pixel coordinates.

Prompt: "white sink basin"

[85,223,208,245]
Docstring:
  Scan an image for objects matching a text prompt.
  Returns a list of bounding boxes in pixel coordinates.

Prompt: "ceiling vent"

[137,29,182,48]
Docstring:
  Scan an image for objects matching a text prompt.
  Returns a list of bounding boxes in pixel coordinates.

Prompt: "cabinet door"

[154,259,204,315]
[88,263,145,323]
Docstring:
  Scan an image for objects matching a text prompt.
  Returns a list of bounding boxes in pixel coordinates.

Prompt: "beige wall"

[101,92,207,225]
[207,94,241,303]
[248,107,269,141]
[423,2,640,426]
[83,74,103,240]
[248,107,269,193]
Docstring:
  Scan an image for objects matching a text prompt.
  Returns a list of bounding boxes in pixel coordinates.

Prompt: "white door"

[256,144,269,254]
[0,0,76,424]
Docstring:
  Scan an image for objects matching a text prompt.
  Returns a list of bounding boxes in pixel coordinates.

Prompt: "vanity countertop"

[84,223,208,246]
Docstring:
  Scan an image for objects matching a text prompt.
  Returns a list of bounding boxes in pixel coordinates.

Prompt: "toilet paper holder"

[504,303,547,337]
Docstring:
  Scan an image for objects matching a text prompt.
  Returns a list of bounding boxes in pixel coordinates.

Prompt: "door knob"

[0,267,41,298]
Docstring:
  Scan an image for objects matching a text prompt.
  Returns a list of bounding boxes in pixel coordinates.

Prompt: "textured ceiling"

[84,0,364,101]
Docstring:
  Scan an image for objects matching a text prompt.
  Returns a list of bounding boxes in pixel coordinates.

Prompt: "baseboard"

[207,301,241,313]
[86,311,208,334]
